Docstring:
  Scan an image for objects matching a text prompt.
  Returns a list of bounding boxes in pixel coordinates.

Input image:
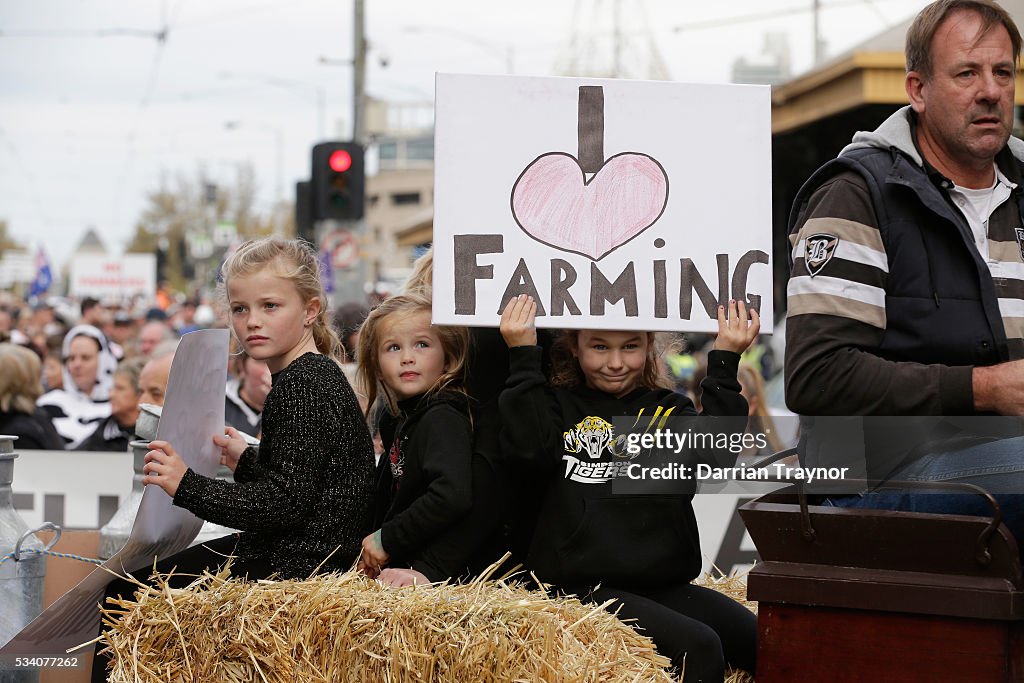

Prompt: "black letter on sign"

[653,259,667,319]
[731,250,769,313]
[455,234,503,315]
[679,254,728,320]
[550,259,582,316]
[712,498,761,576]
[590,262,638,316]
[498,259,547,316]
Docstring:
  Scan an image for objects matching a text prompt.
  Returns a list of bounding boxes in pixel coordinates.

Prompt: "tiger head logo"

[564,416,614,460]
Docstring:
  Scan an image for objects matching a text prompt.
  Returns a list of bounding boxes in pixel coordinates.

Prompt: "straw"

[94,565,676,682]
[94,559,760,682]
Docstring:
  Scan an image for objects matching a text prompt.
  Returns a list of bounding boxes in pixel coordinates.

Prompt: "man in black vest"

[785,0,1024,538]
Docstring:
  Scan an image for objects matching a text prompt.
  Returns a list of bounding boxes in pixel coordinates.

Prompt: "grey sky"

[0,0,927,270]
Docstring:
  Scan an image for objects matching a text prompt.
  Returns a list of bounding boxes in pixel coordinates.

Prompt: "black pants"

[91,534,273,682]
[583,582,757,683]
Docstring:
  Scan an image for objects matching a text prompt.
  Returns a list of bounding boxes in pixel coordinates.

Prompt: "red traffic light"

[312,142,364,220]
[329,149,352,173]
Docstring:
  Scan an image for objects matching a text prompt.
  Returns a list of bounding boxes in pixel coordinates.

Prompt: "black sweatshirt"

[499,346,747,589]
[376,391,475,578]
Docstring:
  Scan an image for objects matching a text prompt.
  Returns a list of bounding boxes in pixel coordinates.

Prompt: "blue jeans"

[825,436,1024,544]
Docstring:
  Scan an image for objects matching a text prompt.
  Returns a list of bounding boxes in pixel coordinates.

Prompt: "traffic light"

[311,141,365,221]
[295,180,313,242]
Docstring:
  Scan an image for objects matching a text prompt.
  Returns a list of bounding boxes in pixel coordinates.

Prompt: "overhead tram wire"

[172,0,314,29]
[0,128,53,236]
[0,9,181,249]
[0,28,167,38]
[110,0,183,245]
[0,3,186,250]
[672,0,910,32]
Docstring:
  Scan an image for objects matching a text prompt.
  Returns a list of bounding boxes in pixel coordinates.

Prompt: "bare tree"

[126,164,287,292]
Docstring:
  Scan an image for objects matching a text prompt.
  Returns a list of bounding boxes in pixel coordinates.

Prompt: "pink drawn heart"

[510,151,669,261]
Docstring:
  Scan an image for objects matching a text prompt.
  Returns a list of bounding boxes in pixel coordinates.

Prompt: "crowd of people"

[0,292,276,452]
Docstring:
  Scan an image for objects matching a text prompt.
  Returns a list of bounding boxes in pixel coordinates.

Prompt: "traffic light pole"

[353,0,366,145]
[321,0,367,306]
[318,217,367,306]
[307,2,368,307]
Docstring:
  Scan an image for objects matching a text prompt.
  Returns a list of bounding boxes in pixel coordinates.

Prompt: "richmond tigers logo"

[564,416,615,459]
[562,416,631,484]
[561,407,677,484]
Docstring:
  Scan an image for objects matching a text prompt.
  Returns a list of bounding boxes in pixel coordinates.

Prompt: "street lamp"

[402,25,515,74]
[224,120,284,202]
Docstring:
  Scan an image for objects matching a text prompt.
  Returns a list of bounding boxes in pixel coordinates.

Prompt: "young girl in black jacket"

[356,293,482,586]
[499,294,759,683]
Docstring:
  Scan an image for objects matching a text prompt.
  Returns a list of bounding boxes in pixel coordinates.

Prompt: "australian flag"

[28,247,52,298]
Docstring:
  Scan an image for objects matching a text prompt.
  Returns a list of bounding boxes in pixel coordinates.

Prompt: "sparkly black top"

[174,352,375,578]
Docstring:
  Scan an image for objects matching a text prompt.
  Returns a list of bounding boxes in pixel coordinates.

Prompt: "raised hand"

[712,299,760,354]
[500,294,538,348]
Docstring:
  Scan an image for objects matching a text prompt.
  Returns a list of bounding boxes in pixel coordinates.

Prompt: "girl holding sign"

[499,294,759,682]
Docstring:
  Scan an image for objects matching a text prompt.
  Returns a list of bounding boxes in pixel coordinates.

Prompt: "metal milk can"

[0,435,50,683]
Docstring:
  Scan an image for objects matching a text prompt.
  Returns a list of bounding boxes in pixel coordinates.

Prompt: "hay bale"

[93,565,676,682]
[725,670,755,683]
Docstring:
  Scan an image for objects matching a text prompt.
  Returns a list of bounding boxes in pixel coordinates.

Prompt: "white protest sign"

[433,74,773,332]
[70,254,156,300]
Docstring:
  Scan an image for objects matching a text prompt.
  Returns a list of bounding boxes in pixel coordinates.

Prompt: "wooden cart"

[740,485,1024,682]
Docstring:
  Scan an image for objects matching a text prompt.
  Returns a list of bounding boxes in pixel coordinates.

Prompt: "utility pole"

[319,0,369,306]
[353,0,366,144]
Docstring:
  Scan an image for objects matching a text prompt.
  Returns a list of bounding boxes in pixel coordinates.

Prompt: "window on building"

[391,192,421,206]
[406,137,434,161]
